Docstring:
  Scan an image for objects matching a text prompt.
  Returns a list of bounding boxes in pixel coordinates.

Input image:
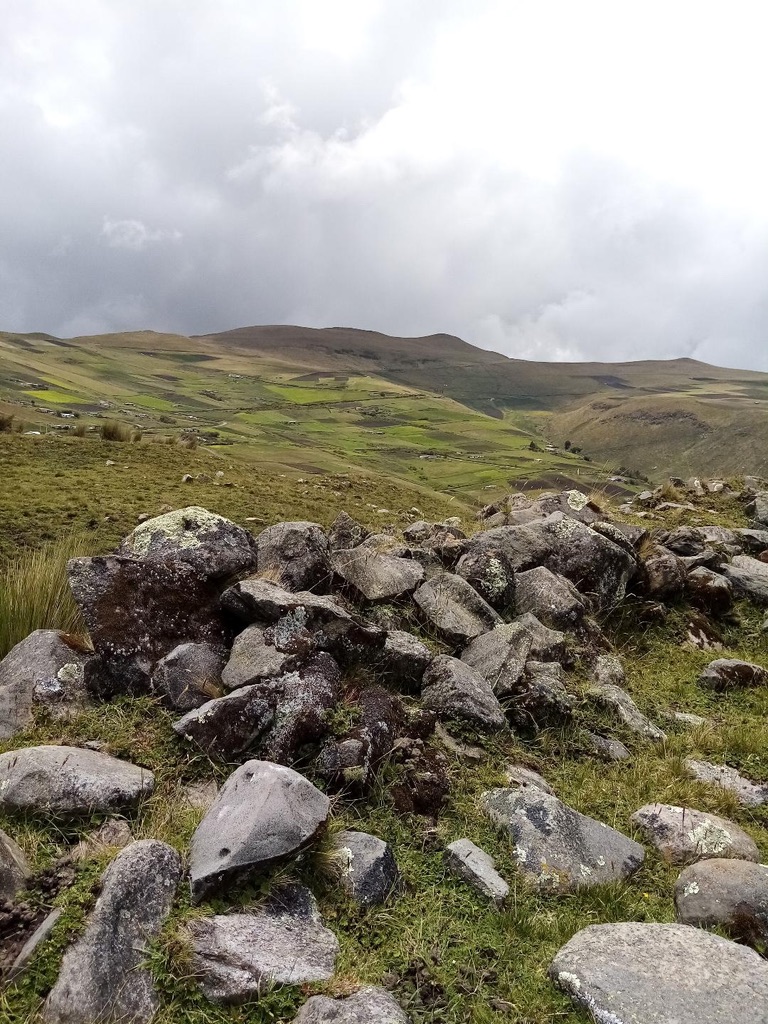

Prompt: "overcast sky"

[3,1,768,369]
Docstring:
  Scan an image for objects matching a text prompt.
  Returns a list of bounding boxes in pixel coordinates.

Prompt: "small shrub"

[178,434,197,450]
[130,429,143,442]
[100,420,131,442]
[73,423,87,437]
[0,412,14,432]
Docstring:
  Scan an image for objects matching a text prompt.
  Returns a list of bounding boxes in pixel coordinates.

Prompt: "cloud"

[101,218,182,251]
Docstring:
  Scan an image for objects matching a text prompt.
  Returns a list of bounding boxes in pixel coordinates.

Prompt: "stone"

[6,908,62,984]
[642,548,687,601]
[43,840,181,1024]
[331,546,424,601]
[587,682,666,741]
[189,760,330,901]
[221,625,298,690]
[720,555,768,605]
[0,746,154,818]
[72,818,133,861]
[747,491,768,527]
[675,858,768,947]
[0,827,30,901]
[510,660,575,732]
[454,549,516,612]
[152,641,225,711]
[117,506,257,581]
[335,830,400,905]
[316,686,405,792]
[584,731,631,761]
[256,521,330,591]
[292,987,410,1023]
[460,615,566,697]
[697,657,768,690]
[631,804,760,864]
[669,710,708,727]
[483,787,644,891]
[686,566,734,616]
[735,528,768,554]
[421,655,506,730]
[173,685,274,759]
[0,629,91,739]
[685,758,768,806]
[505,764,555,794]
[513,566,586,629]
[327,511,368,551]
[444,838,509,903]
[375,630,432,691]
[412,572,503,645]
[258,653,343,765]
[550,921,768,1024]
[188,885,338,1003]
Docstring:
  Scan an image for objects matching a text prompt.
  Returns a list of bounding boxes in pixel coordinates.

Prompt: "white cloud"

[101,218,182,251]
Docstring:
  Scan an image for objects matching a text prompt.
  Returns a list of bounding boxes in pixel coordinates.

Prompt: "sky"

[3,1,768,369]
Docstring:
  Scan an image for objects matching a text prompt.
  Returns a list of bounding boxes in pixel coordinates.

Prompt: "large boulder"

[0,827,30,901]
[327,511,368,551]
[631,804,760,864]
[0,630,91,739]
[331,546,423,601]
[335,830,401,906]
[189,760,330,902]
[256,521,330,592]
[43,840,180,1024]
[483,787,644,891]
[454,549,516,612]
[460,615,566,697]
[152,641,225,711]
[0,746,154,818]
[188,885,338,1003]
[421,655,506,731]
[697,658,768,691]
[550,922,768,1024]
[675,858,768,947]
[412,572,502,645]
[293,987,410,1023]
[513,566,586,629]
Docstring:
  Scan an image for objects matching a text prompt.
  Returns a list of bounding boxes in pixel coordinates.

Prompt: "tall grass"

[0,535,89,659]
[100,420,131,442]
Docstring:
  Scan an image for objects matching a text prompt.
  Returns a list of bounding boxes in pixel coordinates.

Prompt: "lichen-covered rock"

[483,787,644,891]
[374,630,432,691]
[631,803,760,864]
[0,629,91,739]
[412,572,502,645]
[258,653,342,765]
[508,661,575,733]
[152,641,225,711]
[188,885,338,1003]
[43,840,180,1024]
[0,827,30,901]
[587,681,666,741]
[189,760,330,902]
[685,759,768,806]
[444,839,509,903]
[173,685,275,759]
[513,566,586,630]
[118,507,257,581]
[421,655,506,730]
[686,566,734,616]
[641,547,687,601]
[331,546,424,601]
[675,858,768,948]
[454,549,516,612]
[335,830,400,906]
[328,511,368,551]
[256,521,330,592]
[0,746,154,818]
[221,625,301,690]
[292,987,411,1023]
[550,922,768,1024]
[460,615,566,697]
[697,658,768,690]
[316,685,405,792]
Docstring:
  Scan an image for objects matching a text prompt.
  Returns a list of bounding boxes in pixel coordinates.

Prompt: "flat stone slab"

[0,746,154,818]
[445,838,509,903]
[292,987,410,1023]
[632,803,760,864]
[685,758,768,806]
[483,787,644,892]
[675,858,768,947]
[550,922,768,1024]
[188,885,338,1003]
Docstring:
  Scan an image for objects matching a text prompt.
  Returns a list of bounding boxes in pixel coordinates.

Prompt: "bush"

[0,535,89,659]
[0,412,14,432]
[100,420,131,442]
[73,423,87,437]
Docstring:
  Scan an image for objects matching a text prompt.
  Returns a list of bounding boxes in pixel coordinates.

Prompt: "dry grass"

[99,420,132,442]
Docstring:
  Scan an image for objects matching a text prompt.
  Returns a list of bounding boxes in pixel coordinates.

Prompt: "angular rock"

[43,840,181,1024]
[117,506,257,581]
[6,908,62,985]
[669,709,708,727]
[747,491,768,527]
[293,987,410,1023]
[686,566,734,617]
[509,660,574,732]
[641,548,686,601]
[221,625,298,690]
[675,858,768,947]
[316,686,405,792]
[735,527,768,554]
[720,555,768,605]
[631,803,760,864]
[189,760,330,901]
[188,885,338,1003]
[327,511,368,551]
[587,682,666,741]
[0,629,91,739]
[335,830,400,906]
[258,653,342,765]
[374,630,432,691]
[152,641,225,711]
[584,731,631,761]
[505,764,555,794]
[173,685,274,759]
[483,787,644,891]
[412,572,502,645]
[698,657,768,691]
[421,655,506,730]
[0,827,30,901]
[454,549,516,612]
[445,838,509,903]
[331,546,423,601]
[461,615,566,697]
[550,922,768,1024]
[0,746,154,818]
[513,566,586,629]
[256,521,330,592]
[685,758,768,806]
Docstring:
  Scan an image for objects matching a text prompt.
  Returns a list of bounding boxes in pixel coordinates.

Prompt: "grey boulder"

[444,838,509,903]
[221,624,302,690]
[43,840,181,1024]
[412,572,502,645]
[513,566,586,630]
[460,614,566,697]
[152,641,225,711]
[720,555,768,605]
[675,858,768,947]
[293,987,410,1023]
[173,685,274,759]
[550,921,768,1024]
[508,660,575,732]
[686,566,734,616]
[421,655,506,730]
[335,830,401,906]
[375,630,433,690]
[454,548,516,612]
[189,760,330,901]
[697,658,768,690]
[587,681,666,741]
[685,758,768,806]
[0,827,30,901]
[256,521,330,591]
[0,746,154,817]
[631,803,760,864]
[327,510,368,551]
[331,546,423,601]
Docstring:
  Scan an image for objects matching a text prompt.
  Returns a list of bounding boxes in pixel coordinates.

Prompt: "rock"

[412,572,503,645]
[189,760,330,901]
[509,660,575,732]
[327,511,368,551]
[434,723,485,761]
[43,840,181,1024]
[0,629,91,739]
[461,615,566,697]
[584,731,631,761]
[152,641,225,711]
[483,787,644,891]
[421,655,506,730]
[720,555,768,605]
[454,549,516,612]
[669,710,708,726]
[6,908,62,985]
[747,491,768,527]
[735,528,768,554]
[221,625,299,690]
[72,818,133,861]
[698,658,768,690]
[375,630,432,691]
[631,803,760,864]
[505,764,555,794]
[316,686,405,792]
[641,548,686,601]
[0,746,154,818]
[331,546,423,601]
[686,566,734,616]
[587,681,666,741]
[258,653,343,765]
[117,506,257,581]
[292,987,410,1023]
[188,885,338,1003]
[444,838,509,903]
[685,758,768,806]
[675,858,768,947]
[335,830,400,906]
[513,566,586,629]
[0,827,30,901]
[173,685,274,759]
[256,521,330,591]
[550,921,768,1024]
